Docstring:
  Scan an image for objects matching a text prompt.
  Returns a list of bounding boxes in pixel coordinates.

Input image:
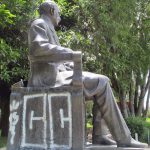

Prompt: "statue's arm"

[29,22,72,56]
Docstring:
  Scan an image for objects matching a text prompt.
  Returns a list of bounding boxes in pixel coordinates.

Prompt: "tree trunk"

[136,85,146,116]
[137,70,150,116]
[129,83,135,116]
[119,89,128,118]
[143,85,150,117]
[134,77,139,114]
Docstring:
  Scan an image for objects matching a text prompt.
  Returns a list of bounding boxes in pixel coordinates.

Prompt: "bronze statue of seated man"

[27,0,148,148]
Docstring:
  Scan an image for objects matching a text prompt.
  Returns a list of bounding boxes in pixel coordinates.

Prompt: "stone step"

[1,146,149,150]
[85,145,150,150]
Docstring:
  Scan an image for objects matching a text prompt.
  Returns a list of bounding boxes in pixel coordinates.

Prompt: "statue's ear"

[50,7,54,15]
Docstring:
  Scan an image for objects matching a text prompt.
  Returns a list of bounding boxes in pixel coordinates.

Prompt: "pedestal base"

[85,145,146,150]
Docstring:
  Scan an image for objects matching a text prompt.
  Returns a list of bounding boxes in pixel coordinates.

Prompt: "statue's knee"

[103,76,110,82]
[99,75,110,85]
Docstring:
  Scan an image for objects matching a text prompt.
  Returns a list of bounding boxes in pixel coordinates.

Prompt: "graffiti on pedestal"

[20,92,72,149]
[48,93,72,149]
[9,100,19,144]
[21,93,47,149]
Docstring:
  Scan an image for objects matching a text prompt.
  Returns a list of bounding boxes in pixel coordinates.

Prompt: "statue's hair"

[38,0,58,15]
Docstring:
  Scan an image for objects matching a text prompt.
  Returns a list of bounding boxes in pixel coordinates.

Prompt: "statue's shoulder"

[31,18,46,27]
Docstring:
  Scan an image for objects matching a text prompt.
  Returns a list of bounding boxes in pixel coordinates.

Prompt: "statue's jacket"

[28,15,109,98]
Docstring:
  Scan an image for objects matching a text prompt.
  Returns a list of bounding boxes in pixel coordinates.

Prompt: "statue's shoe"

[117,138,148,148]
[92,135,116,145]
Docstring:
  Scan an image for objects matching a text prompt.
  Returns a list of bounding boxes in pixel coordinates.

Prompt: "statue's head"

[38,0,61,26]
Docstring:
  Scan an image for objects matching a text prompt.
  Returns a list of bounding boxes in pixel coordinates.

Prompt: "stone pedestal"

[7,84,85,150]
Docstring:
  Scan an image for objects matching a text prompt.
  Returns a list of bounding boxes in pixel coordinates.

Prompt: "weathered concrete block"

[7,85,85,150]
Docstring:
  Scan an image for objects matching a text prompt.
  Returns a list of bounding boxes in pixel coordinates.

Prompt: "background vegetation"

[125,117,150,143]
[0,0,150,145]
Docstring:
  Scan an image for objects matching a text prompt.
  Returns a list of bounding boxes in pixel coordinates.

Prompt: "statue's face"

[51,5,61,26]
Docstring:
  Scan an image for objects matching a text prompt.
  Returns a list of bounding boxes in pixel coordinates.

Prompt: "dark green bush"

[144,118,150,144]
[125,117,149,143]
[145,118,150,128]
[0,130,7,148]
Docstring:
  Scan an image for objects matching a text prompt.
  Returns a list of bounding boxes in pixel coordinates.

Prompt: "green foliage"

[87,121,93,129]
[125,117,149,142]
[146,117,150,122]
[0,130,7,148]
[145,118,150,128]
[0,3,15,27]
[76,0,150,88]
[86,101,93,129]
[56,0,77,17]
[1,0,40,26]
[0,0,43,83]
[144,118,150,143]
[85,101,93,116]
[0,0,78,83]
[73,0,150,116]
[0,137,7,148]
[147,109,150,118]
[56,0,78,28]
[0,38,29,83]
[0,38,20,82]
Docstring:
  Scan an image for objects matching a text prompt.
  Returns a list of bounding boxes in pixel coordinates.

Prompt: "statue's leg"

[83,72,148,147]
[94,81,131,144]
[83,72,130,143]
[92,102,109,137]
[92,101,116,145]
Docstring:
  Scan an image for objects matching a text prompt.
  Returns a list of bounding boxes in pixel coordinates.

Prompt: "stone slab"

[1,147,150,150]
[85,145,149,150]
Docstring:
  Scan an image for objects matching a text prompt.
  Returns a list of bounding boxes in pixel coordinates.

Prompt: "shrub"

[144,118,150,144]
[125,117,148,142]
[146,118,150,125]
[147,109,150,118]
[0,130,7,148]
